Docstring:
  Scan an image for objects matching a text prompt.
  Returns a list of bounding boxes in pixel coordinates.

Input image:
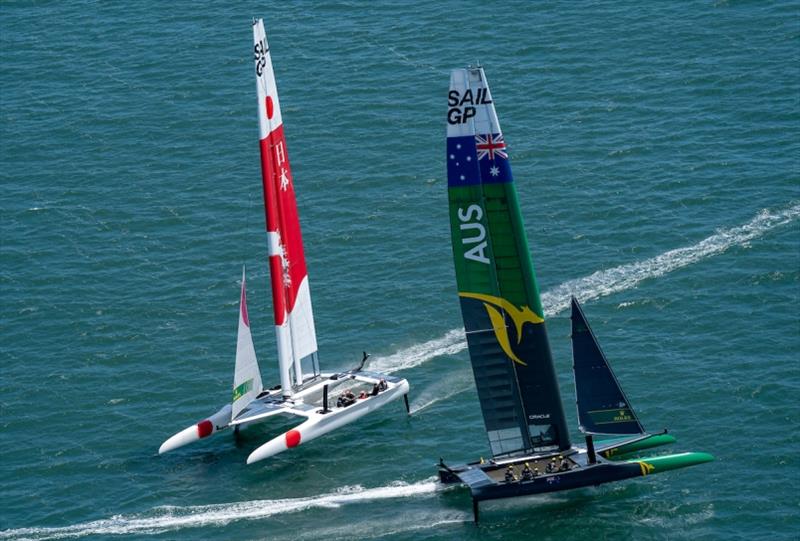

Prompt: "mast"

[253,19,319,398]
[446,67,570,456]
[570,297,645,435]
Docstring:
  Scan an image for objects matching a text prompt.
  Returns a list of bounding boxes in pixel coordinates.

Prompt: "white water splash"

[0,480,442,540]
[542,203,800,315]
[370,329,467,374]
[372,203,800,374]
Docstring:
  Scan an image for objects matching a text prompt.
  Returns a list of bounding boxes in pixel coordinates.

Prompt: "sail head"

[232,268,264,419]
[446,67,571,456]
[571,297,645,435]
[253,19,319,396]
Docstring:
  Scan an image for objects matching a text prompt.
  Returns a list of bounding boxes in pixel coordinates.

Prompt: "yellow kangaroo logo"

[458,292,544,366]
[638,461,655,476]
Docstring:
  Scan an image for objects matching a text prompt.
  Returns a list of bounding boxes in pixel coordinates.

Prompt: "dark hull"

[439,448,713,520]
[452,461,643,502]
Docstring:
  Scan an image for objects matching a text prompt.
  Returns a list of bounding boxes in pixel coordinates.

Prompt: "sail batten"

[446,67,570,456]
[571,298,645,436]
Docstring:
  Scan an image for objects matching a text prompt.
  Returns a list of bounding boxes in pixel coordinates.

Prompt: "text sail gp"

[448,87,493,124]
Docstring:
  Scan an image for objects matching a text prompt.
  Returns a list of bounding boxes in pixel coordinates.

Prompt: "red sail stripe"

[259,125,308,321]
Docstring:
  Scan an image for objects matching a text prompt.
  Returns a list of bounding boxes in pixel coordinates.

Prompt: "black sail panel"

[571,298,645,435]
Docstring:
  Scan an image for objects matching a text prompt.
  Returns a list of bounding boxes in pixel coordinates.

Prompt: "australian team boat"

[159,19,409,465]
[438,67,713,520]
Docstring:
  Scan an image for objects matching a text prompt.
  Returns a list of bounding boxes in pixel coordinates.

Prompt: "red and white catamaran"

[159,19,410,465]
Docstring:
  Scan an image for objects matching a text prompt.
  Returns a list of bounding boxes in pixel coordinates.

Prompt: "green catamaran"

[438,66,713,521]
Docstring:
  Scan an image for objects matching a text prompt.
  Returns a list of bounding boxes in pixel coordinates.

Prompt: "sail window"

[300,352,320,382]
[528,423,558,449]
[487,428,524,456]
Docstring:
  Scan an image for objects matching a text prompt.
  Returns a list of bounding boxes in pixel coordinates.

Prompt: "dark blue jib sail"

[571,297,644,435]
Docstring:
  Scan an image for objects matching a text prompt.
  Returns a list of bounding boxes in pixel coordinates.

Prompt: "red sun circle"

[285,429,301,448]
[266,96,274,119]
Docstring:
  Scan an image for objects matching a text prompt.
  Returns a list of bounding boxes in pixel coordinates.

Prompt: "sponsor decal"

[588,407,635,425]
[638,461,655,476]
[232,379,254,402]
[447,88,492,125]
[254,38,269,76]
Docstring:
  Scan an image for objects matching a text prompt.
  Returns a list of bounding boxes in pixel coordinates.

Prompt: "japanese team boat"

[438,67,712,520]
[159,19,409,465]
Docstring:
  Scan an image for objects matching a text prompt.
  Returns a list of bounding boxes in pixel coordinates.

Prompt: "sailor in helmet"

[558,455,570,472]
[521,462,534,481]
[546,456,557,473]
[504,465,517,483]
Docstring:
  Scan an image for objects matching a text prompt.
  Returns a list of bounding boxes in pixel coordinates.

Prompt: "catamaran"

[159,19,409,465]
[438,66,712,520]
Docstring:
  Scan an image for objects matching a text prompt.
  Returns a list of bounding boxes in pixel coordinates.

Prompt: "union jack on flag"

[475,133,507,161]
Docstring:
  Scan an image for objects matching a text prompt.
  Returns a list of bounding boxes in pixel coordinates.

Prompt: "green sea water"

[1,2,798,540]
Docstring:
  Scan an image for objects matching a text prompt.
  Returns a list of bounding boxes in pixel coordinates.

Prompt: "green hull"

[627,451,715,475]
[600,433,677,460]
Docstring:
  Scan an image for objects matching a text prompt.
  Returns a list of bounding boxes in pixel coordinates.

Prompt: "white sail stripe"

[288,276,318,363]
[266,231,282,256]
[275,321,294,396]
[370,202,800,375]
[0,480,444,540]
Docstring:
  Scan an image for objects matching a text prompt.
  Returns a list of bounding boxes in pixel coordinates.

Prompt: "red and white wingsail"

[253,19,319,397]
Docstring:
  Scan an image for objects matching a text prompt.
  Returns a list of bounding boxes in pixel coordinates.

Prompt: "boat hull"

[440,450,714,503]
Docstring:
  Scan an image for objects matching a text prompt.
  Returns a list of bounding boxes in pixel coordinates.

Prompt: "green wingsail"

[446,67,570,456]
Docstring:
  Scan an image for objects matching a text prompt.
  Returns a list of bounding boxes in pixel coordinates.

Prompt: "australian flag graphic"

[447,133,513,188]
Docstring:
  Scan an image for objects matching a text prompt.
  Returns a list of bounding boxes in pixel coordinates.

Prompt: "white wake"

[0,480,442,540]
[373,202,800,374]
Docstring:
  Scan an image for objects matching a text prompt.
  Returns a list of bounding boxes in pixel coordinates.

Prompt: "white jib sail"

[232,267,263,420]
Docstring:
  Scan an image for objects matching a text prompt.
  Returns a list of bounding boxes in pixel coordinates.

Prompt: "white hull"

[158,371,409,463]
[158,404,232,455]
[247,378,409,464]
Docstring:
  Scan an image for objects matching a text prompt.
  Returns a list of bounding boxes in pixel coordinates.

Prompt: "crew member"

[521,462,534,481]
[504,465,516,483]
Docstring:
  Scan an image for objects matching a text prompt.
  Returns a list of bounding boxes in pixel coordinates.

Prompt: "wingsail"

[253,19,319,396]
[446,67,570,456]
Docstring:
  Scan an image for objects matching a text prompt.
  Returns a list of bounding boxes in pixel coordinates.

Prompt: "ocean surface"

[2,2,798,540]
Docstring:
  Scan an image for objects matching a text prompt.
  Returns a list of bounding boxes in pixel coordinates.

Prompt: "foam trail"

[370,329,466,374]
[543,203,800,315]
[0,480,441,540]
[410,383,471,415]
[372,203,800,374]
